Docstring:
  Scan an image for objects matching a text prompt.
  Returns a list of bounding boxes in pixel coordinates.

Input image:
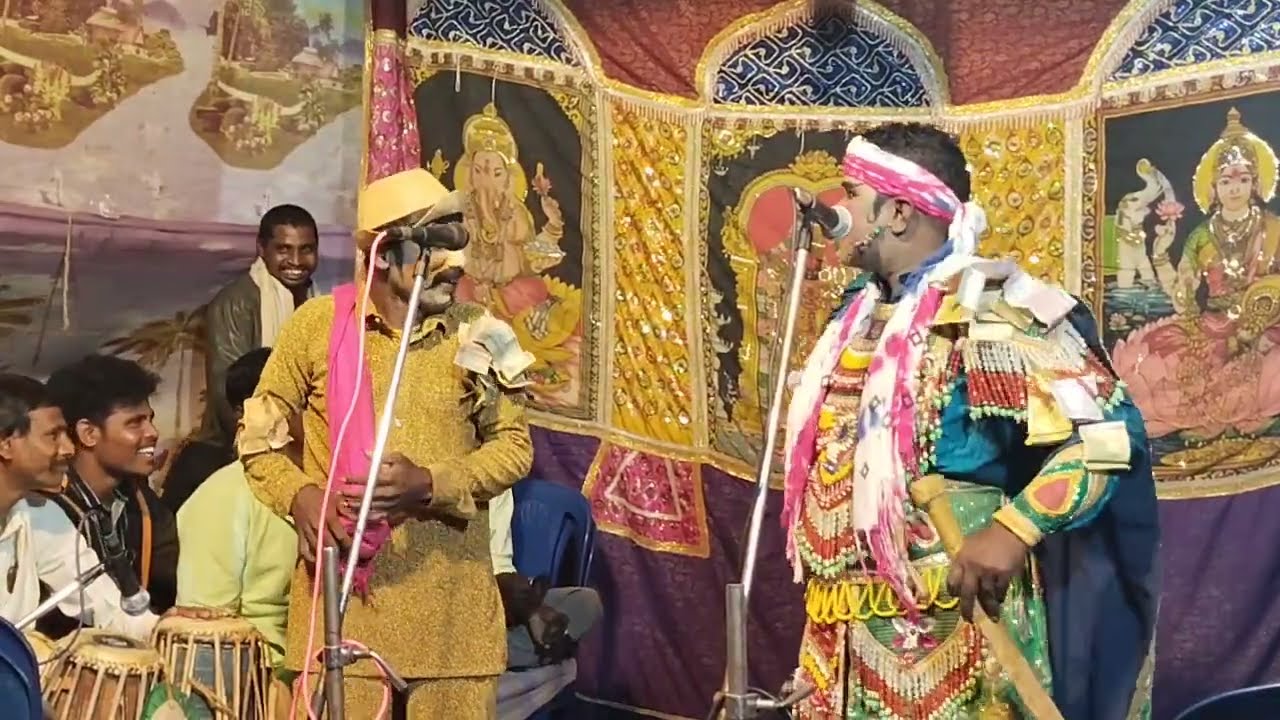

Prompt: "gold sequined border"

[606,102,698,444]
[959,125,1068,284]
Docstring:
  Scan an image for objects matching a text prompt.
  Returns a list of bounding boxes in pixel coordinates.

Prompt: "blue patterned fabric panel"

[409,0,578,66]
[1111,0,1280,80]
[712,13,928,107]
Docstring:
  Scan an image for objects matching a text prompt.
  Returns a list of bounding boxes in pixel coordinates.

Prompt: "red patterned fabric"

[367,36,422,183]
[584,443,709,557]
[564,0,1131,104]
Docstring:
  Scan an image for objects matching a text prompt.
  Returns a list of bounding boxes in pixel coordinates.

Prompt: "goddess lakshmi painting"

[415,73,592,414]
[1103,101,1280,481]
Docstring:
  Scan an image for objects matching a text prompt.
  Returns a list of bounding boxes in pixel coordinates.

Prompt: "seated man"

[490,488,601,669]
[175,349,298,665]
[0,373,158,639]
[40,354,179,637]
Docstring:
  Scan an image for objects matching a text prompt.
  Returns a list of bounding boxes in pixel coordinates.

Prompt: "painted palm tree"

[0,283,41,340]
[102,306,209,432]
[226,0,267,63]
[317,12,334,43]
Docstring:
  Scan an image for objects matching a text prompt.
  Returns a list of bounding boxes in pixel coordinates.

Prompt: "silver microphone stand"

[311,252,430,718]
[718,194,818,719]
[15,562,109,631]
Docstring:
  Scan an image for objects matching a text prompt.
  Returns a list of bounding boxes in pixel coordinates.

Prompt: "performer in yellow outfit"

[239,168,534,718]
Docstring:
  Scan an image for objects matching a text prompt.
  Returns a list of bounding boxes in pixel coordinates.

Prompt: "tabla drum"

[43,629,164,720]
[24,629,58,690]
[153,615,272,719]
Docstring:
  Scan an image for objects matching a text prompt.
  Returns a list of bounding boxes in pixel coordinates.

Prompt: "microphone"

[85,506,150,616]
[382,223,469,251]
[792,188,853,239]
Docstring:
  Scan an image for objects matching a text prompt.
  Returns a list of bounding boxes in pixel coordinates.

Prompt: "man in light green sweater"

[175,349,297,664]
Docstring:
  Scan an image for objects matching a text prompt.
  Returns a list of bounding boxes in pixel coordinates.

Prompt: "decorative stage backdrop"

[4,0,1280,719]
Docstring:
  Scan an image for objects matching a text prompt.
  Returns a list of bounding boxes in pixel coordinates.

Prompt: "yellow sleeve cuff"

[994,504,1044,547]
[426,460,479,520]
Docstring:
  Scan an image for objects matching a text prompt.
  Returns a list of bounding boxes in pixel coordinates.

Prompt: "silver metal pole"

[339,266,428,613]
[739,209,813,601]
[723,583,752,719]
[717,201,819,720]
[316,545,346,719]
[15,563,108,631]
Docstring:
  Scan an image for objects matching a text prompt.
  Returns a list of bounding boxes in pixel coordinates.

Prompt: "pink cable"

[292,233,385,720]
[293,640,392,720]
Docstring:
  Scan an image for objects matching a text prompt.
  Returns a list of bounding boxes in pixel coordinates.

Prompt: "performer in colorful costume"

[783,123,1159,720]
[239,168,534,718]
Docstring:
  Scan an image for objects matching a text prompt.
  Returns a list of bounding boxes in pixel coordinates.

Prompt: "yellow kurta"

[240,295,532,680]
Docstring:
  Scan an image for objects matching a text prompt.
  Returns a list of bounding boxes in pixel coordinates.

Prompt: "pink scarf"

[327,283,393,598]
[782,135,987,606]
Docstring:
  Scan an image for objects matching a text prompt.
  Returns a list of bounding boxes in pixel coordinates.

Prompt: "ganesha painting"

[1105,105,1280,482]
[445,102,583,410]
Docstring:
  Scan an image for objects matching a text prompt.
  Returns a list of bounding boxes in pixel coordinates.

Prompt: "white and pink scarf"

[781,136,988,604]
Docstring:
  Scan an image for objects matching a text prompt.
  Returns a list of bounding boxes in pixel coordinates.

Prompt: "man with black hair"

[163,346,275,512]
[783,123,1159,719]
[41,355,179,632]
[240,168,532,718]
[176,348,297,667]
[201,203,321,444]
[0,374,157,639]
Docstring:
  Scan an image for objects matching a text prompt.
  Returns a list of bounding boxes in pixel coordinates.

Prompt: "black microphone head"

[422,222,469,251]
[383,222,469,251]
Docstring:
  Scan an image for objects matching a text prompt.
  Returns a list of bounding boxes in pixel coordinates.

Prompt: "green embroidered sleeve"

[993,443,1115,546]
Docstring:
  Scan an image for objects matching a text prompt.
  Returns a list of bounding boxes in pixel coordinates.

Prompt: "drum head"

[155,614,259,639]
[71,629,164,670]
[0,617,42,719]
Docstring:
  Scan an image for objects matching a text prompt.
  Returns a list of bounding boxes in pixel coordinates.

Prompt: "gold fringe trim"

[391,0,1280,129]
[533,0,602,74]
[1090,0,1177,89]
[848,620,979,702]
[1063,117,1085,295]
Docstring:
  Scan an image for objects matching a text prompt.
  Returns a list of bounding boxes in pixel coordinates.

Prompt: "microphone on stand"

[792,188,853,239]
[83,506,150,616]
[382,223,470,250]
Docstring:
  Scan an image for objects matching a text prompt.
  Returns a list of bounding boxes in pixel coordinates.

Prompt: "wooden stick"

[909,474,1065,720]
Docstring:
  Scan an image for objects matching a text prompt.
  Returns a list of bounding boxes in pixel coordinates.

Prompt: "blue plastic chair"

[1174,683,1280,720]
[0,617,43,719]
[512,478,596,586]
[511,478,597,720]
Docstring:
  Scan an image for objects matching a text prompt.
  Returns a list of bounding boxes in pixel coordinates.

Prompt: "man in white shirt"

[489,489,600,668]
[0,374,157,639]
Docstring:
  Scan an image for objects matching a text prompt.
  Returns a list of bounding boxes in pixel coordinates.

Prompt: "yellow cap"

[356,168,450,236]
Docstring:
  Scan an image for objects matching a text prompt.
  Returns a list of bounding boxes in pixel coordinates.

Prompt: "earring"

[867,226,886,241]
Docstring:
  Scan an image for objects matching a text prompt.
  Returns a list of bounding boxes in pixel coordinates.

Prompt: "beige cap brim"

[356,169,456,250]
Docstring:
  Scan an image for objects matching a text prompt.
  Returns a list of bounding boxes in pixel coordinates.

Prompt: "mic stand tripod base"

[721,584,815,719]
[312,547,409,719]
